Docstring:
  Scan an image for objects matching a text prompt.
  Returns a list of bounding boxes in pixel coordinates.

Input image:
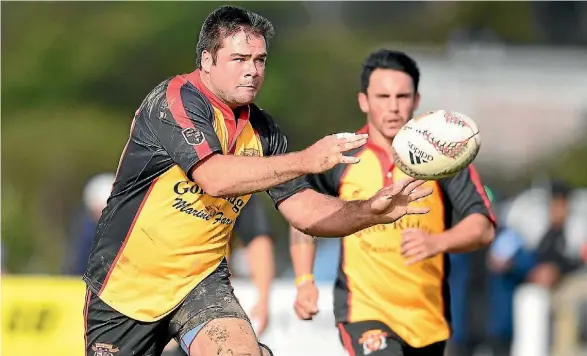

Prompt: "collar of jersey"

[186,70,250,123]
[357,124,394,174]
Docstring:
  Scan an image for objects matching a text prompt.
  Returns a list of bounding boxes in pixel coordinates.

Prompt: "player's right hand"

[302,133,369,174]
[293,282,319,320]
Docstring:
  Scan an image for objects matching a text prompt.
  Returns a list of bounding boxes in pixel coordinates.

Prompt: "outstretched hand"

[303,133,369,174]
[368,177,433,224]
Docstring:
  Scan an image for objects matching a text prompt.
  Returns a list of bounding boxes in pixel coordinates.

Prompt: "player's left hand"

[400,228,443,265]
[250,299,269,336]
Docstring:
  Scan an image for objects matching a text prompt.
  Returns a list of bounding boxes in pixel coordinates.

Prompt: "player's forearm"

[436,214,495,253]
[246,236,274,303]
[289,226,317,276]
[192,153,308,198]
[295,195,375,238]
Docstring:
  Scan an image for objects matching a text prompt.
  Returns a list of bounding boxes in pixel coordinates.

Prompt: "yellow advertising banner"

[1,276,86,356]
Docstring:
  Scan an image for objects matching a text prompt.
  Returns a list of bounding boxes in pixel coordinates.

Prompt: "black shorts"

[337,321,446,356]
[84,260,250,356]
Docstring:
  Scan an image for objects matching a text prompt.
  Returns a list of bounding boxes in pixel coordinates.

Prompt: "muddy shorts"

[84,259,252,355]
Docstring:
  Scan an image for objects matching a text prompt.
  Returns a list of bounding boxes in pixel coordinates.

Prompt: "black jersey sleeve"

[303,168,343,197]
[143,77,223,175]
[438,165,496,228]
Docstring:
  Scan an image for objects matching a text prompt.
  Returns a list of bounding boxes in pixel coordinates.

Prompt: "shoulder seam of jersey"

[249,103,270,122]
[178,77,216,124]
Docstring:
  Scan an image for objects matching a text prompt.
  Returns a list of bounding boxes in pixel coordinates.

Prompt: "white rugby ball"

[392,110,481,180]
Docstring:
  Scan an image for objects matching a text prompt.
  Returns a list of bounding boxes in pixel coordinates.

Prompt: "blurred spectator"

[527,181,583,289]
[507,181,587,356]
[61,173,115,275]
[486,181,587,356]
[486,223,537,356]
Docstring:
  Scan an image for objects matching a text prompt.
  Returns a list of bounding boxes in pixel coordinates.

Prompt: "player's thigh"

[84,288,170,356]
[338,321,404,356]
[170,259,272,356]
[190,317,262,355]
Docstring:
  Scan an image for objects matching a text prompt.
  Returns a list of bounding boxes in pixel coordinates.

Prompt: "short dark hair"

[196,6,275,68]
[551,180,572,199]
[360,49,420,93]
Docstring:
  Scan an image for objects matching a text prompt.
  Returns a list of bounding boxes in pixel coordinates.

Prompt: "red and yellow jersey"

[83,71,308,322]
[305,126,495,348]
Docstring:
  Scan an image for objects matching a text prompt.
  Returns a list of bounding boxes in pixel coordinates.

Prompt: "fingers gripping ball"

[392,110,481,180]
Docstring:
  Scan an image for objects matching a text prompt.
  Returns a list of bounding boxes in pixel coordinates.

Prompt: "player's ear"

[201,50,213,73]
[358,92,369,114]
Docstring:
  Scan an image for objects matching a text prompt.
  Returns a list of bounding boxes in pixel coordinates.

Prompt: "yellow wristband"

[295,274,315,287]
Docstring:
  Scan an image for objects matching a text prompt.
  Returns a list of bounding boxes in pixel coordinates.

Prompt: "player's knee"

[209,341,263,356]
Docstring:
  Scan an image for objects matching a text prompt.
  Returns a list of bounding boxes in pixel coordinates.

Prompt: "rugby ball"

[392,110,481,180]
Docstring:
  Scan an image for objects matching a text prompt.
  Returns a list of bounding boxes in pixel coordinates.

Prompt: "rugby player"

[83,7,433,356]
[290,49,496,356]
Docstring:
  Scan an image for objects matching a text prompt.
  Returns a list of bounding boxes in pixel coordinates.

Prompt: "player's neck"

[368,126,394,157]
[198,71,240,110]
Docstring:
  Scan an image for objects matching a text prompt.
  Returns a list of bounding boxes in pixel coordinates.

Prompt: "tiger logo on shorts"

[91,343,119,356]
[358,329,388,355]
